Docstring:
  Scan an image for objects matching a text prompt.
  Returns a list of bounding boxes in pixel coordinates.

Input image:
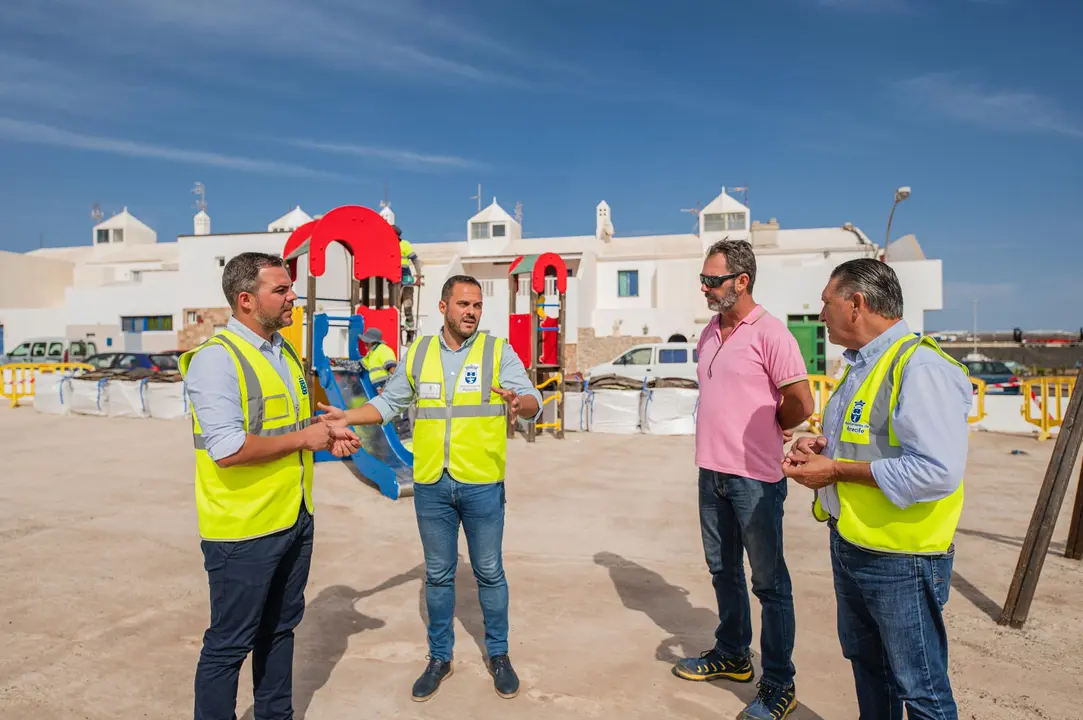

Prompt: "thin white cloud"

[812,0,913,12]
[287,139,487,172]
[0,0,530,88]
[894,73,1083,138]
[0,118,351,180]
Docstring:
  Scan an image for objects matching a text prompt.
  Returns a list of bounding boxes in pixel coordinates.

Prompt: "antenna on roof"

[379,181,389,209]
[191,181,207,212]
[90,203,103,224]
[470,183,482,213]
[514,200,523,227]
[681,200,703,235]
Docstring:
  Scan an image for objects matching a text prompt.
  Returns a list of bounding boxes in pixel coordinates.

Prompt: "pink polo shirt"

[695,305,808,482]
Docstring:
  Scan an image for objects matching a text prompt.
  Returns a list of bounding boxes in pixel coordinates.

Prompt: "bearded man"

[670,239,815,720]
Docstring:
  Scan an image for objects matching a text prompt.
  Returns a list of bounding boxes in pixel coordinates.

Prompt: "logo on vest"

[845,399,868,435]
[457,363,481,395]
[298,375,309,396]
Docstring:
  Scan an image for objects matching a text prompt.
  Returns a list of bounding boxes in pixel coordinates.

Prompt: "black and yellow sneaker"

[672,649,755,683]
[737,681,797,720]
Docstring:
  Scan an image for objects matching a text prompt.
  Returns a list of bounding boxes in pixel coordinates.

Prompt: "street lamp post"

[885,185,912,246]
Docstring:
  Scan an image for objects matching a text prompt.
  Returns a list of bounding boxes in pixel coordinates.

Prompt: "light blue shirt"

[820,320,972,516]
[184,317,297,462]
[369,330,544,423]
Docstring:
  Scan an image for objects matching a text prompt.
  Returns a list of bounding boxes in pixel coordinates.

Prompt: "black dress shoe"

[487,655,520,699]
[411,656,453,702]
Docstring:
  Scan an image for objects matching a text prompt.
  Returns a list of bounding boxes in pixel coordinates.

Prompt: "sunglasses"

[700,272,743,289]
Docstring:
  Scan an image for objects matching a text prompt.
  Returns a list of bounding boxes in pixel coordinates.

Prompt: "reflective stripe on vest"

[179,329,314,541]
[406,333,507,484]
[813,333,968,555]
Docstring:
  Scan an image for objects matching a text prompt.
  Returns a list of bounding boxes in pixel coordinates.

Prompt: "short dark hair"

[440,274,482,302]
[706,238,757,292]
[222,252,287,311]
[829,258,904,319]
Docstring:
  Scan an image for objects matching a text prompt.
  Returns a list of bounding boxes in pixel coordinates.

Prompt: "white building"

[0,188,943,373]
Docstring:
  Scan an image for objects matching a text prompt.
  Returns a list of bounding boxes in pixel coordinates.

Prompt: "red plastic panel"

[307,205,401,282]
[356,306,401,357]
[508,313,532,369]
[531,252,568,294]
[540,316,559,366]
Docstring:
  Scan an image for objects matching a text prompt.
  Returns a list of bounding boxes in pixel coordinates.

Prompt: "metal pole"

[885,200,898,246]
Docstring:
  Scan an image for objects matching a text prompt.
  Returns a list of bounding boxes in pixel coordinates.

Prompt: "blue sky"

[1,0,1080,331]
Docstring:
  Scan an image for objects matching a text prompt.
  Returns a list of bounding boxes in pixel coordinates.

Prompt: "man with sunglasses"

[672,239,815,720]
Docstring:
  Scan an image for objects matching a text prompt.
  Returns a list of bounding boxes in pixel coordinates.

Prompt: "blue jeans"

[698,470,795,689]
[194,506,314,720]
[831,525,957,720]
[414,472,508,661]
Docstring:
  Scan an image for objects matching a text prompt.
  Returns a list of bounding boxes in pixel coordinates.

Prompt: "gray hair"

[440,274,482,302]
[829,258,904,319]
[706,238,757,292]
[222,252,287,311]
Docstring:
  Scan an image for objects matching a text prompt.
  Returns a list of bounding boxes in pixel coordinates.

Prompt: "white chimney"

[194,209,211,236]
[379,203,396,226]
[596,200,614,242]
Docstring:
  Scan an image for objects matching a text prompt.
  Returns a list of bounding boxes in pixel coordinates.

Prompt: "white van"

[585,342,699,383]
[0,337,99,365]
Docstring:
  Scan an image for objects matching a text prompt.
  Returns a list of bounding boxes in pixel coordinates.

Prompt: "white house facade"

[0,188,943,374]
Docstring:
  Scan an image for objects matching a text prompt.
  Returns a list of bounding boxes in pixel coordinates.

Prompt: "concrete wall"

[0,251,74,309]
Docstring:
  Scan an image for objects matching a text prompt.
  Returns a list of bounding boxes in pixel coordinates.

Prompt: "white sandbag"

[587,390,642,434]
[69,378,110,416]
[147,382,189,420]
[642,388,698,435]
[33,372,66,415]
[563,391,588,432]
[108,379,151,419]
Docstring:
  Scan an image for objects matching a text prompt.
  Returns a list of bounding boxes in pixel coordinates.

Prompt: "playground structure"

[281,205,414,499]
[507,252,569,442]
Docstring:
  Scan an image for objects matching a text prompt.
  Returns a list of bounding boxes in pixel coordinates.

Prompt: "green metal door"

[788,319,826,374]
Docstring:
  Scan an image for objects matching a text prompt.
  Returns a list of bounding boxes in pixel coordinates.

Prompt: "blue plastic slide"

[311,313,414,499]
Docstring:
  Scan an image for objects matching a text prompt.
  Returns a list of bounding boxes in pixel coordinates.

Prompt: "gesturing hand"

[783,435,828,468]
[781,452,837,490]
[490,385,521,417]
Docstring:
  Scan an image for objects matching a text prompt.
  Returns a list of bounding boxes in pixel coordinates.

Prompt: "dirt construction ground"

[2,409,1082,720]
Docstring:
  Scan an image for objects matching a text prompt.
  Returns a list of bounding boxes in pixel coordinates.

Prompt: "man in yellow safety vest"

[181,252,360,720]
[359,327,397,393]
[394,224,423,329]
[317,274,542,703]
[782,259,971,720]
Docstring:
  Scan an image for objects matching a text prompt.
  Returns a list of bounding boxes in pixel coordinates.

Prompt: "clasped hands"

[781,434,837,490]
[302,404,361,457]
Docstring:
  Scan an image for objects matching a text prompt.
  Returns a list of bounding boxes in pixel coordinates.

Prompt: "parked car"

[0,337,99,365]
[963,360,1020,394]
[84,352,180,372]
[585,342,699,383]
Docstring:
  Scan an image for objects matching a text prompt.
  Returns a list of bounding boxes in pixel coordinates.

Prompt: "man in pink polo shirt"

[672,239,815,720]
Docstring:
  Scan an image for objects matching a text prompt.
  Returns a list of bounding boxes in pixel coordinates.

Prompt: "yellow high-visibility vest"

[404,333,507,485]
[400,239,415,269]
[812,334,968,554]
[363,342,397,384]
[179,330,314,541]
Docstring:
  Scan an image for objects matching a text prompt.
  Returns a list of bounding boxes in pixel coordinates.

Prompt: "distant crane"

[470,183,482,213]
[191,181,207,211]
[680,200,703,234]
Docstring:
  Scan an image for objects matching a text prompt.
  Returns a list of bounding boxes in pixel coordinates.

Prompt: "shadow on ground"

[238,567,424,719]
[594,551,827,720]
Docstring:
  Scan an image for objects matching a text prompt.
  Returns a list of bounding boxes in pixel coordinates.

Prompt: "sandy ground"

[1,409,1081,720]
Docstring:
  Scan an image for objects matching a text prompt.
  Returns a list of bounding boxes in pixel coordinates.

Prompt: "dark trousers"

[698,469,796,689]
[831,525,958,719]
[194,507,314,720]
[413,472,508,661]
